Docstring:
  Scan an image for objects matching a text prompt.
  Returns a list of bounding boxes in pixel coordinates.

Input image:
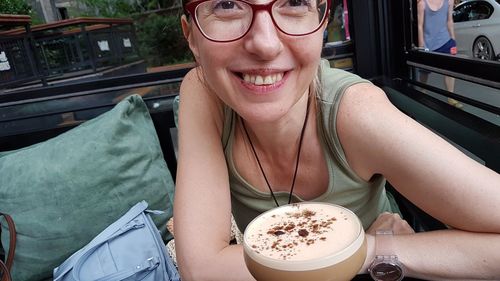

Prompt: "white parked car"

[453,0,500,60]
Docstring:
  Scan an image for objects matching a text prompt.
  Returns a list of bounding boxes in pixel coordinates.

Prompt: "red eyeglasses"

[184,0,330,42]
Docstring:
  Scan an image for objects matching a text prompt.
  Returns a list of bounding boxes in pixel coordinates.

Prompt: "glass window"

[469,2,493,20]
[419,0,500,62]
[453,1,493,22]
[453,2,474,22]
[407,0,499,126]
[322,0,355,72]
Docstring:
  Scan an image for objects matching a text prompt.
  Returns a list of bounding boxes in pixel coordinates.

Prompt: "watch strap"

[375,230,394,257]
[370,229,405,281]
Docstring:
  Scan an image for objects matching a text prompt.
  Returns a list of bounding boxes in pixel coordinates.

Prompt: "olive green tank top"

[222,60,394,232]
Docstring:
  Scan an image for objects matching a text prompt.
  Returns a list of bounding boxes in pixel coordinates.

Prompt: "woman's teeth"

[243,73,283,85]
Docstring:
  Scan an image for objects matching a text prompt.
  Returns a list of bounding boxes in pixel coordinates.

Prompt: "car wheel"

[472,36,495,60]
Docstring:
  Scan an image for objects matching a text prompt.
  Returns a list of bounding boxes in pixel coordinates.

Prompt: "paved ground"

[416,71,500,126]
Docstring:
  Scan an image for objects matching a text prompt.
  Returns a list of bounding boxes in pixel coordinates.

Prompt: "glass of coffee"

[243,202,366,281]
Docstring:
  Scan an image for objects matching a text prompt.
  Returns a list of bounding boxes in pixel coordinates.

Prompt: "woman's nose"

[243,11,283,60]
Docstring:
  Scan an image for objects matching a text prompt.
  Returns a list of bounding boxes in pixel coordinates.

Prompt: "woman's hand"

[367,212,415,235]
[360,212,415,274]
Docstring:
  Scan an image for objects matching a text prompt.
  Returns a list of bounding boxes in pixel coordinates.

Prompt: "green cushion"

[0,95,174,281]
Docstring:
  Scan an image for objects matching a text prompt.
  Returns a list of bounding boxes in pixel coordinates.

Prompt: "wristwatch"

[368,230,405,281]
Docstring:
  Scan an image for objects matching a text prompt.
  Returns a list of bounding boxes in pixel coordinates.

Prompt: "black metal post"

[82,24,97,72]
[26,24,48,86]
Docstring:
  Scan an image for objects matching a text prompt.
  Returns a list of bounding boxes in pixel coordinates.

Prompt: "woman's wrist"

[359,234,376,274]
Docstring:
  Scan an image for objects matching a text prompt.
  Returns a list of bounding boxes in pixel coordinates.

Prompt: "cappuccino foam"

[244,203,362,263]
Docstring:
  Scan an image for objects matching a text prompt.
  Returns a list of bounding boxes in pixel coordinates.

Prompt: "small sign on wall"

[123,38,132,48]
[0,51,11,71]
[97,40,110,51]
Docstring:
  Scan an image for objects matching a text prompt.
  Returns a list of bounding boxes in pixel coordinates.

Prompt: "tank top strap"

[221,104,236,151]
[317,60,371,177]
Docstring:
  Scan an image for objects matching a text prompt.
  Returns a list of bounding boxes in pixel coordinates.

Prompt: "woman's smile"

[242,72,283,85]
[232,69,290,95]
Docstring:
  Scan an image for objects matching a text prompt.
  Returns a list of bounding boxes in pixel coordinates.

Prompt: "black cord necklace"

[241,96,310,207]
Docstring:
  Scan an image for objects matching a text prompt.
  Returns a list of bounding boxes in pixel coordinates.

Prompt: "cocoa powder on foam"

[246,204,356,261]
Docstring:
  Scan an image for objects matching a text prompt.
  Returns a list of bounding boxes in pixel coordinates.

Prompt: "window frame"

[404,0,500,85]
[387,0,500,115]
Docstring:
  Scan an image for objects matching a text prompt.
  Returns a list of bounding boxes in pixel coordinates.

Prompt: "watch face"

[370,262,404,281]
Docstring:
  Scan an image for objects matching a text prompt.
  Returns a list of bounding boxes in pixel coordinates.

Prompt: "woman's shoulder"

[417,0,425,9]
[319,60,364,83]
[318,60,371,103]
[335,82,404,181]
[179,66,226,131]
[337,82,400,149]
[341,81,393,122]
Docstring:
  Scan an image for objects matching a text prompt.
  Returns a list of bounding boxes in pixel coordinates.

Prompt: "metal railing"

[0,15,39,88]
[0,15,142,90]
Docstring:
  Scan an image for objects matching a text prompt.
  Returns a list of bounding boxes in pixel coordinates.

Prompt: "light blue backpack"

[53,201,180,281]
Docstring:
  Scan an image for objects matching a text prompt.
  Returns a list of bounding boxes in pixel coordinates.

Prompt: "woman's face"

[182,0,326,123]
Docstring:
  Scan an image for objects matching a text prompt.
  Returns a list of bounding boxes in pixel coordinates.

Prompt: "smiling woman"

[0,0,499,280]
[173,0,500,280]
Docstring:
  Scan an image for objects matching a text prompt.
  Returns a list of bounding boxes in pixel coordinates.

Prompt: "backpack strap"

[0,213,16,281]
[0,260,12,281]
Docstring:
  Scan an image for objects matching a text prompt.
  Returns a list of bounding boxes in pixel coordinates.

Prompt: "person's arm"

[174,69,255,281]
[417,0,426,48]
[397,230,500,280]
[361,213,500,280]
[337,83,500,279]
[447,0,456,40]
[362,213,500,280]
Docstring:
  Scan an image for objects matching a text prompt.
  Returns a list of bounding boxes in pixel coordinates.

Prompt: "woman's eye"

[286,0,310,7]
[213,0,238,10]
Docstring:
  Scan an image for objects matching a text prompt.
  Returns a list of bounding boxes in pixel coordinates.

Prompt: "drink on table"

[243,202,366,281]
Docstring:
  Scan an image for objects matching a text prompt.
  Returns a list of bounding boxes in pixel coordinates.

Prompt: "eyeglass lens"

[194,0,328,41]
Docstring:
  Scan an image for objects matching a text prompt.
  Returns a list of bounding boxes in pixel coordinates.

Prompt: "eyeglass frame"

[183,0,331,43]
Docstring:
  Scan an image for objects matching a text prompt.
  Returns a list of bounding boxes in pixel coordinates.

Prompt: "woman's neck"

[240,92,313,163]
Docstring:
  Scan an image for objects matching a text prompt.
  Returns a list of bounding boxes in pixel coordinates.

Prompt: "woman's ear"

[180,14,191,41]
[181,15,200,60]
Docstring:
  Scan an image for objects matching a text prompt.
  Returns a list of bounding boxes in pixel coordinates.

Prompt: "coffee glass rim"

[243,202,365,271]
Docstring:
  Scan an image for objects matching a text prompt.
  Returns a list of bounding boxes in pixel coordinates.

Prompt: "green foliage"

[135,13,192,66]
[75,0,180,18]
[0,0,32,16]
[77,0,137,18]
[0,0,43,25]
[73,0,192,66]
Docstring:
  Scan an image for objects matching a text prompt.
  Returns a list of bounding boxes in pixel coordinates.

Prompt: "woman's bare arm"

[361,214,500,280]
[417,0,426,48]
[447,0,456,40]
[338,83,500,232]
[397,230,500,280]
[338,83,500,279]
[174,69,255,281]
